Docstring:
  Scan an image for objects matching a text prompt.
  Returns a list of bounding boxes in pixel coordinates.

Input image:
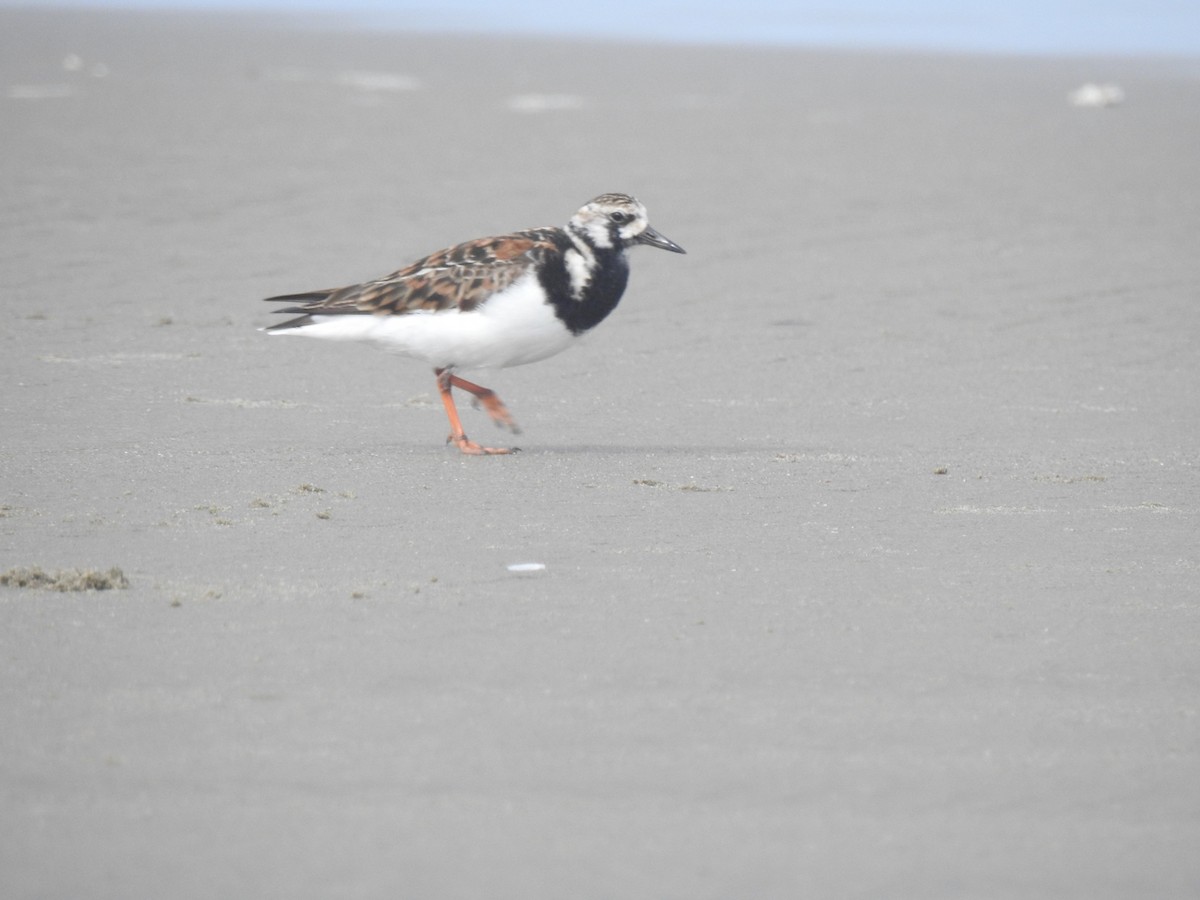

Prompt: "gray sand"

[2,9,1198,898]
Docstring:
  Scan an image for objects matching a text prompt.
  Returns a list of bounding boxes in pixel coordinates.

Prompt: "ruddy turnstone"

[263,193,685,454]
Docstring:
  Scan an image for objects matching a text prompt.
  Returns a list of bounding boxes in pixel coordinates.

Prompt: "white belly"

[273,272,576,370]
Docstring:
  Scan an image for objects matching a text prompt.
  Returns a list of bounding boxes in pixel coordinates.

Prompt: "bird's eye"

[609,211,631,224]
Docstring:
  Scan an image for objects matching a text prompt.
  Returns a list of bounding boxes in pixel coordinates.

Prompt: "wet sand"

[2,8,1199,898]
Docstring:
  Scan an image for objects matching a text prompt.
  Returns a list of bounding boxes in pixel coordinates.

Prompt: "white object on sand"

[506,93,583,113]
[506,562,547,573]
[1068,83,1125,107]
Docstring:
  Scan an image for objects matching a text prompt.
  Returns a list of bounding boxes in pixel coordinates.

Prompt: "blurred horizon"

[6,0,1200,58]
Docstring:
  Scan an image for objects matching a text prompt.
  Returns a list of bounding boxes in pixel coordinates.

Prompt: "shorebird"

[263,193,685,454]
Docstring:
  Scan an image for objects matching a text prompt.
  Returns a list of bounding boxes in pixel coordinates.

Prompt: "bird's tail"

[261,290,335,333]
[260,289,340,336]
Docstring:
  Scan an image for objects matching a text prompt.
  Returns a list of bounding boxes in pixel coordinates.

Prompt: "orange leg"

[447,373,522,434]
[435,369,517,455]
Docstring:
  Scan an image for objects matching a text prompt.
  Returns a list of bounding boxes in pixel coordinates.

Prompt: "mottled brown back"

[266,229,563,319]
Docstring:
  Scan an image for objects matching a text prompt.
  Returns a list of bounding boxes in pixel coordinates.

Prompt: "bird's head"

[569,193,686,255]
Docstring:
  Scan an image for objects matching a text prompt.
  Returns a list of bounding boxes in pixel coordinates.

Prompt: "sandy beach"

[2,8,1199,898]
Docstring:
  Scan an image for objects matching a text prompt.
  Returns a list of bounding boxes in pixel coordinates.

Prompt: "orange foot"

[448,434,519,456]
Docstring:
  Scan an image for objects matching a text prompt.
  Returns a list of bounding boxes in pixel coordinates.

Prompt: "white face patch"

[580,217,613,248]
[617,218,648,243]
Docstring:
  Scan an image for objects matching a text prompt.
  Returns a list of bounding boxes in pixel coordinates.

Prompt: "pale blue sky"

[9,0,1200,57]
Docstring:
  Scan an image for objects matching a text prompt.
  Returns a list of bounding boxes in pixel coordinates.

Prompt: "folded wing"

[264,230,560,330]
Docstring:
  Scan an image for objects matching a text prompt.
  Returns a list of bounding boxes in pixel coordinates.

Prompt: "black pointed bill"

[636,225,686,254]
